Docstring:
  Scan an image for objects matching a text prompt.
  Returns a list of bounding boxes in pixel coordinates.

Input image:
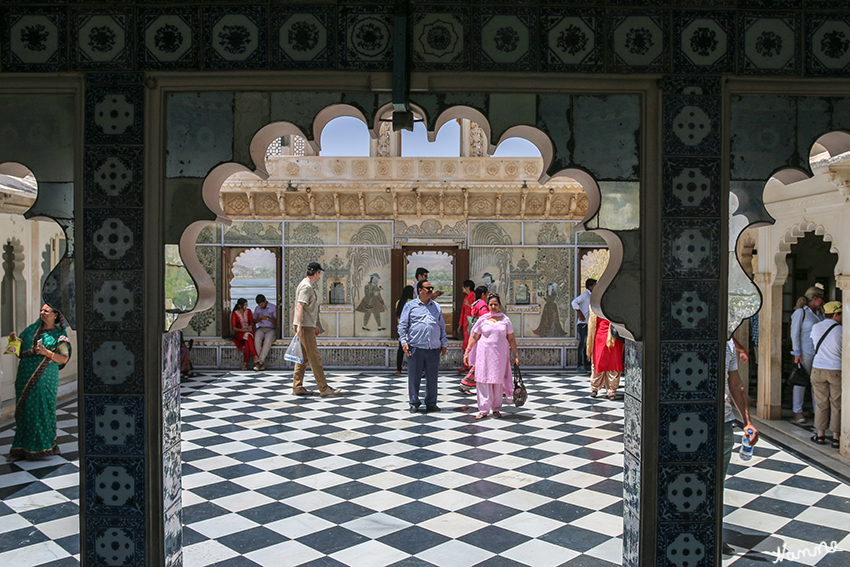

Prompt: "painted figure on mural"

[356,273,387,331]
[533,283,566,338]
[482,272,502,295]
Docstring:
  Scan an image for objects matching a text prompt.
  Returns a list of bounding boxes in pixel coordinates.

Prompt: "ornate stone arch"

[174,102,632,339]
[1,161,75,328]
[1,237,25,335]
[774,218,839,286]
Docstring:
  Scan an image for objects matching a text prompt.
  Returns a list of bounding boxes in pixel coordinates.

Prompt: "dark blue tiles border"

[70,8,135,72]
[0,4,846,76]
[202,4,269,71]
[82,331,145,395]
[623,339,643,401]
[410,5,470,71]
[138,6,201,71]
[737,11,801,76]
[607,10,670,74]
[271,4,338,71]
[540,8,604,74]
[661,218,722,279]
[805,14,850,77]
[1,7,67,72]
[660,280,720,341]
[83,271,144,331]
[657,463,717,521]
[662,157,722,219]
[624,393,642,460]
[84,83,145,146]
[85,516,146,567]
[659,76,722,97]
[672,10,735,74]
[84,394,145,456]
[660,342,719,402]
[473,6,539,72]
[658,403,718,463]
[84,146,144,208]
[85,456,146,516]
[83,208,144,270]
[657,522,716,567]
[338,4,393,71]
[662,95,721,157]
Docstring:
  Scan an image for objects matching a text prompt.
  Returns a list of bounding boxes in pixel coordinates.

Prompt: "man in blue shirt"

[398,279,448,413]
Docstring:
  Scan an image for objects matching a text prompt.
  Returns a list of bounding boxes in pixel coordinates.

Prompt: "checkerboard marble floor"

[2,370,850,567]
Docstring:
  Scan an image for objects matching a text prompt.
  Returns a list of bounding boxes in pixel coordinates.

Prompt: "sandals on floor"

[492,411,502,419]
[590,390,598,398]
[476,412,487,419]
[832,439,840,449]
[459,387,473,395]
[811,433,826,445]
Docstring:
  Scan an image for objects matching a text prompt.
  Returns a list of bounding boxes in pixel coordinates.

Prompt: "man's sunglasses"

[422,286,434,291]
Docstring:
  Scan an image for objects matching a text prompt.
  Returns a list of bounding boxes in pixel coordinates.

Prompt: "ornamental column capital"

[836,274,850,290]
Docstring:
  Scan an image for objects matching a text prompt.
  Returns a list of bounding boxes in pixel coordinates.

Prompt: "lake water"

[230,278,277,310]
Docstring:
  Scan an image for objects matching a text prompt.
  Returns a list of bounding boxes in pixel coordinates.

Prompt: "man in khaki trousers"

[810,301,842,449]
[292,262,342,396]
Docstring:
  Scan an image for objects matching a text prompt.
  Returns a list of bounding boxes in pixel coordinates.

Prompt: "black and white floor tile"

[1,371,849,567]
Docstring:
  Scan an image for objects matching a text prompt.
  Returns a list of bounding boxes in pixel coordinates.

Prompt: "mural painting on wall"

[346,224,390,336]
[532,223,572,338]
[224,221,283,245]
[470,222,513,297]
[355,274,387,332]
[282,221,392,338]
[187,245,220,337]
[283,222,323,337]
[470,222,574,339]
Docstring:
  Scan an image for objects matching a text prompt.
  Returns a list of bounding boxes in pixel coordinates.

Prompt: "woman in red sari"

[457,280,476,371]
[231,298,258,370]
[587,310,624,400]
[460,286,490,395]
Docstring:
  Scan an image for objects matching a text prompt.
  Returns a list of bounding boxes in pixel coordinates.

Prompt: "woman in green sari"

[6,304,72,462]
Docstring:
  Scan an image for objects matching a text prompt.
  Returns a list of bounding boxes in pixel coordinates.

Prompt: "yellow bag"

[4,333,21,357]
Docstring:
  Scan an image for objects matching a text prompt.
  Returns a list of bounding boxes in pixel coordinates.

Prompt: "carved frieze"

[218,155,586,221]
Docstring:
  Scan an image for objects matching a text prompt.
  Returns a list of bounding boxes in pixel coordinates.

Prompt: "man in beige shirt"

[291,262,341,396]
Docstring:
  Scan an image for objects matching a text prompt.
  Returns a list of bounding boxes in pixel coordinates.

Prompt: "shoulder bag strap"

[814,322,840,355]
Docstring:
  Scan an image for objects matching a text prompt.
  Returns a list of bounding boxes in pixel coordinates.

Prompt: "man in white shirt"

[809,301,842,449]
[253,294,276,371]
[571,278,596,372]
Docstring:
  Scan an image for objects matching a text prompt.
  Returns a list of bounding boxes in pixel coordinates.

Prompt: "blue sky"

[319,116,541,158]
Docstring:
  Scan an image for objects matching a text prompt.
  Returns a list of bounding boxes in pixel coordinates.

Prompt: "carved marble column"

[753,273,783,420]
[837,275,850,458]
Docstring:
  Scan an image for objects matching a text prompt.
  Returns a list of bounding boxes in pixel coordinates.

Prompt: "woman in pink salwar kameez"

[463,293,519,419]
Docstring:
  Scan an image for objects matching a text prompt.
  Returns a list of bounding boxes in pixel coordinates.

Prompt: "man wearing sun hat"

[291,262,342,397]
[809,301,842,449]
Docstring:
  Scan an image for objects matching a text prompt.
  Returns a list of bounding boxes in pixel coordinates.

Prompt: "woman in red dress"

[587,310,624,400]
[231,298,258,370]
[457,280,476,371]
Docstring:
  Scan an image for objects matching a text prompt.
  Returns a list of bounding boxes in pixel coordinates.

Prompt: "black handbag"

[787,364,809,387]
[787,322,840,388]
[512,363,527,407]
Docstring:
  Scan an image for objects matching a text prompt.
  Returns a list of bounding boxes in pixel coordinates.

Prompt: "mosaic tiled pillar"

[82,73,181,567]
[625,76,725,567]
